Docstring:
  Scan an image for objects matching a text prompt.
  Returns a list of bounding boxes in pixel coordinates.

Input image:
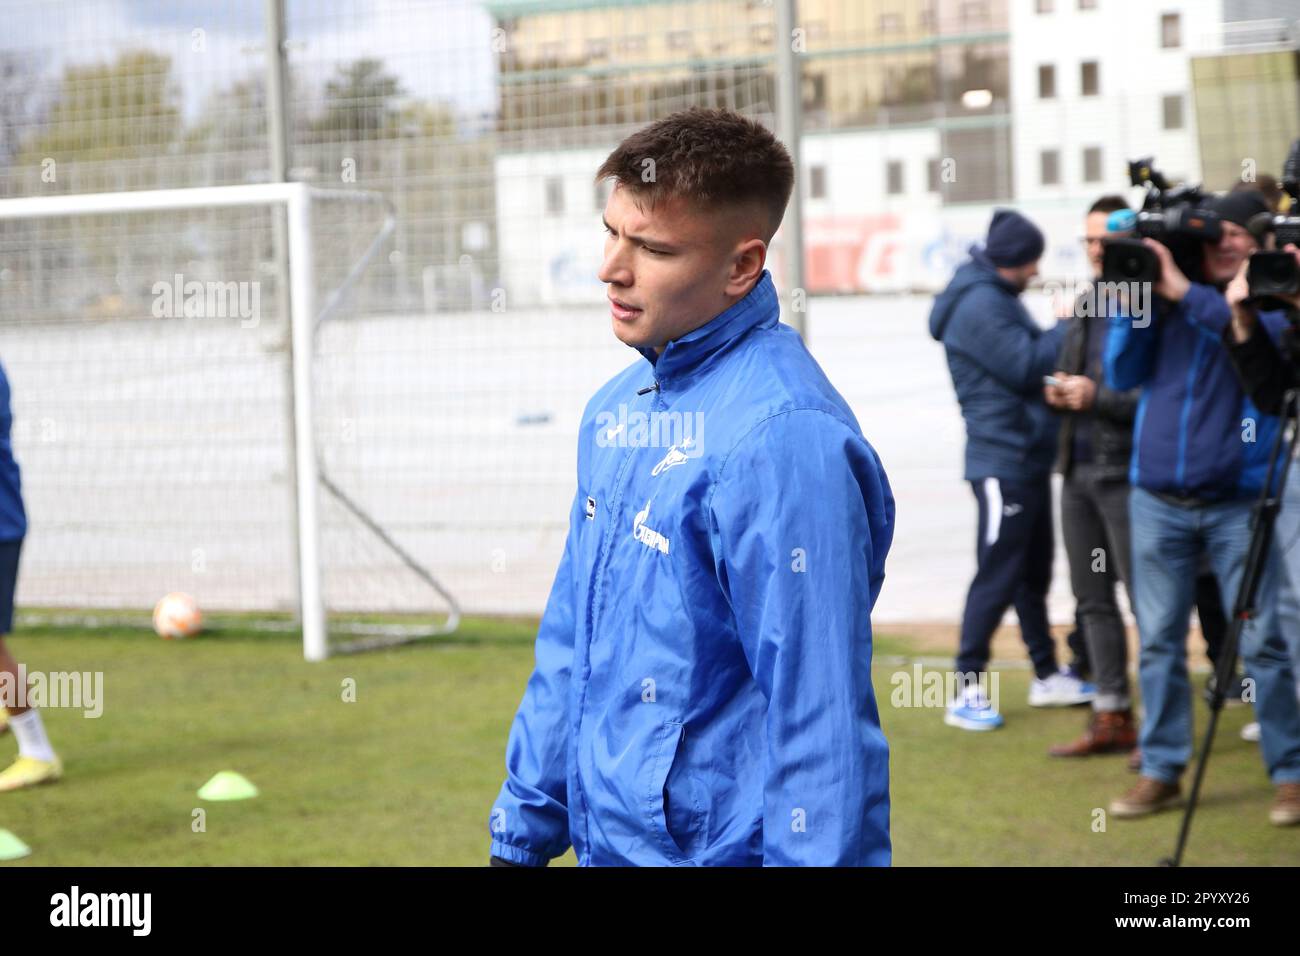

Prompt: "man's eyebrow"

[602,215,680,251]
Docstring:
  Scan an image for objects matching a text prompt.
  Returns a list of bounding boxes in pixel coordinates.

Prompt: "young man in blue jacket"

[487,109,895,866]
[0,358,62,791]
[1104,191,1300,824]
[929,210,1094,733]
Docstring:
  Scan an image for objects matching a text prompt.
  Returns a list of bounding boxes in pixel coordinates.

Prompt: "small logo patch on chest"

[585,496,596,519]
[632,499,671,554]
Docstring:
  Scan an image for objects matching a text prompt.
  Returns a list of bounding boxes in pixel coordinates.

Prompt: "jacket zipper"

[575,376,662,862]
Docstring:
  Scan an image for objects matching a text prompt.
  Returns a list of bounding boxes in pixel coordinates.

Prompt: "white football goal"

[0,182,460,660]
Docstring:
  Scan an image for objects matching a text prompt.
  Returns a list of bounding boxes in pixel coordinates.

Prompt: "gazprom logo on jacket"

[595,404,704,452]
[632,500,671,554]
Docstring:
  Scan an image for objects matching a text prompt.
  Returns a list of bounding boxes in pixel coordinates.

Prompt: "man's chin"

[611,317,656,350]
[1207,263,1240,286]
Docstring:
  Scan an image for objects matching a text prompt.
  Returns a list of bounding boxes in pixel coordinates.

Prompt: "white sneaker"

[1241,721,1261,742]
[944,687,1005,731]
[1029,668,1096,707]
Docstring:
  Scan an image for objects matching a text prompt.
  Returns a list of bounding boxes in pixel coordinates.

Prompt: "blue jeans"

[1129,487,1300,785]
[1268,463,1300,700]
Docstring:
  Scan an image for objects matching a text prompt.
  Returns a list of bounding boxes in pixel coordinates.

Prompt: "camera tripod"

[1163,386,1300,866]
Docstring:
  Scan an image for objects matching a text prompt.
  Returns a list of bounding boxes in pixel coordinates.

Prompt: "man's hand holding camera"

[1143,237,1191,303]
[1227,243,1300,344]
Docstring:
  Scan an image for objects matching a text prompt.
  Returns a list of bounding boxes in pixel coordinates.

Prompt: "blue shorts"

[0,538,20,635]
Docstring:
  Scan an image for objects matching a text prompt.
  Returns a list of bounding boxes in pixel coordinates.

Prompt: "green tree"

[311,58,405,142]
[19,50,179,164]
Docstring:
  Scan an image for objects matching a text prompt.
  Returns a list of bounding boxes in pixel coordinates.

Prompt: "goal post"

[0,182,461,660]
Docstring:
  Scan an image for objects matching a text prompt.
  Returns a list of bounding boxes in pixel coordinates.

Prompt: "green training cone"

[0,829,31,861]
[198,771,259,801]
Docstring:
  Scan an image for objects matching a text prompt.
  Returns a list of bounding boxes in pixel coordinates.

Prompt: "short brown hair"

[595,108,794,243]
[1088,194,1129,216]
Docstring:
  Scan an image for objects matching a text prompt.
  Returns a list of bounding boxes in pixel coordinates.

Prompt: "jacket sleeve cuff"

[490,839,549,867]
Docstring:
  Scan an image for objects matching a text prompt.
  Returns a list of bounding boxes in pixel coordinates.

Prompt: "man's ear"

[726,238,768,296]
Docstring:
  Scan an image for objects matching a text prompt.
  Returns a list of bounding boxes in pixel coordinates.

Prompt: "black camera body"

[1245,138,1300,311]
[1102,159,1221,286]
[1247,251,1300,311]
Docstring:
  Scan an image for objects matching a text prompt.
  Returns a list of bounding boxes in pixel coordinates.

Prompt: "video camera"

[1245,138,1300,312]
[1102,158,1222,286]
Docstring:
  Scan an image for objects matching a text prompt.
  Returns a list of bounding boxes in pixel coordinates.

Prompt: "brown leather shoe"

[1127,746,1142,773]
[1110,776,1182,818]
[1271,783,1300,826]
[1049,709,1138,757]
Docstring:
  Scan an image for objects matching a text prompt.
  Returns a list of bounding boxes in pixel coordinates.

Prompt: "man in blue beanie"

[930,209,1095,731]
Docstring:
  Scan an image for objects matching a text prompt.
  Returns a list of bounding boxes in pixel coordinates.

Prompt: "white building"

[1009,0,1224,207]
[493,0,1300,304]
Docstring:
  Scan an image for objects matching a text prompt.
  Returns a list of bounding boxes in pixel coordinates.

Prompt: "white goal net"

[0,183,460,658]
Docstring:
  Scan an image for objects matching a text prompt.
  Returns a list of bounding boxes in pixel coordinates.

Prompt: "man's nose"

[599,243,631,286]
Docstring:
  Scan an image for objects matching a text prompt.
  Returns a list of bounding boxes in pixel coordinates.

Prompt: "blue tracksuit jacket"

[489,271,894,866]
[0,360,25,542]
[928,249,1065,483]
[1105,282,1287,501]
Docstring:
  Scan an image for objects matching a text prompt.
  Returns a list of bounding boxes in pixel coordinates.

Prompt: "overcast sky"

[3,0,498,119]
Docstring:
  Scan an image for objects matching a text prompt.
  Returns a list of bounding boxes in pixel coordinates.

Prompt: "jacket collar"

[634,270,780,385]
[968,246,1021,295]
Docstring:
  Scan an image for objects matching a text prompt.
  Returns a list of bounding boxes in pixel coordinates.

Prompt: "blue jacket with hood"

[1105,282,1287,501]
[928,249,1065,483]
[488,271,894,866]
[0,360,25,543]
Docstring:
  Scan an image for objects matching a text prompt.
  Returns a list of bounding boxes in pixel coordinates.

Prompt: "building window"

[886,160,904,195]
[1040,149,1060,186]
[1078,0,1097,8]
[1161,12,1181,48]
[1162,93,1185,130]
[584,38,609,59]
[545,177,564,216]
[668,30,692,50]
[1080,61,1099,96]
[960,1,988,28]
[1036,0,1053,12]
[803,72,827,111]
[928,157,942,193]
[809,165,826,199]
[1083,146,1102,182]
[880,13,903,33]
[750,23,775,45]
[1038,64,1056,99]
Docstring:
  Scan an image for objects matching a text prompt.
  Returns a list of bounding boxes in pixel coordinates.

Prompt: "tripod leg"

[1165,390,1299,865]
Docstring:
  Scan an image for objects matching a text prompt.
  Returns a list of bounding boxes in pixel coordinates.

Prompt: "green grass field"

[1,617,1293,866]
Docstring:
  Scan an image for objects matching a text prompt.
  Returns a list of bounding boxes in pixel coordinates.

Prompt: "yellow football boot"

[0,754,62,791]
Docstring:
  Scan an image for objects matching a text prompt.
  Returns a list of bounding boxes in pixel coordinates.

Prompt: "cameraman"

[1103,191,1300,825]
[1223,239,1300,743]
